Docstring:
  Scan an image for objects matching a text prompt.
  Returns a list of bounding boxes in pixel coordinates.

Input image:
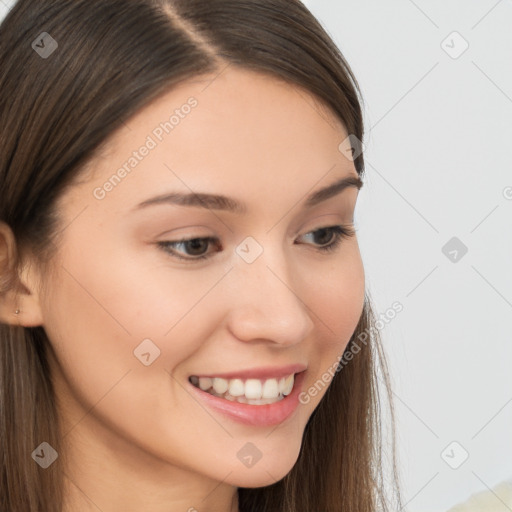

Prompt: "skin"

[0,67,365,512]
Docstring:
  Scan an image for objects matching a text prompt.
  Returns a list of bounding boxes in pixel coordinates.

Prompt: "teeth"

[212,377,229,394]
[189,373,296,404]
[199,377,212,391]
[282,374,294,396]
[228,378,244,397]
[262,378,279,398]
[245,379,262,399]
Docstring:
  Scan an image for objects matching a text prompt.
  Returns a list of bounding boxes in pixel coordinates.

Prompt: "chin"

[231,469,290,489]
[227,450,300,489]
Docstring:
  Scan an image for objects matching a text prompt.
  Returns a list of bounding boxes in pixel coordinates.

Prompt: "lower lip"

[188,371,306,427]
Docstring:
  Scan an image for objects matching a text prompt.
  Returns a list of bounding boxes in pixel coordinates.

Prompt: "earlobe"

[0,222,45,327]
[13,259,45,327]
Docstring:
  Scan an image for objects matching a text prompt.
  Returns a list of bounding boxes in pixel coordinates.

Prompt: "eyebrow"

[132,175,363,214]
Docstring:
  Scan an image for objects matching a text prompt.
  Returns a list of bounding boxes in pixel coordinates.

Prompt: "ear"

[0,222,44,327]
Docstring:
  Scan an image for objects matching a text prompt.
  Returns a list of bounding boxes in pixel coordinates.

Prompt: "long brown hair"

[0,1,402,510]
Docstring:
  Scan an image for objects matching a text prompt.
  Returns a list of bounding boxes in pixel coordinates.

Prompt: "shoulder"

[446,480,512,511]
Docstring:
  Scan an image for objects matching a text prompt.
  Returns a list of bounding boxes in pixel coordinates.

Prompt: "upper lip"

[190,364,307,380]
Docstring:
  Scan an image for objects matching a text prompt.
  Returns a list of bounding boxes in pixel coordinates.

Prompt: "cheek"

[40,242,234,467]
[301,246,365,384]
[308,246,365,341]
[43,234,229,364]
[39,231,224,405]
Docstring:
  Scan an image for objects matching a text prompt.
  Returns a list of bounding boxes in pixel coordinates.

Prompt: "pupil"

[187,239,207,255]
[315,228,332,245]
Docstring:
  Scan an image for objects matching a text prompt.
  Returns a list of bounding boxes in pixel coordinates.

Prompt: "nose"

[224,246,315,347]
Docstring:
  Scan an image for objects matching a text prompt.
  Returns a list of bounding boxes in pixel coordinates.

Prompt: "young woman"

[0,1,402,510]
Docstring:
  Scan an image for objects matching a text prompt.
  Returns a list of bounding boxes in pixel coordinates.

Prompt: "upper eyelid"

[160,224,352,255]
[159,213,355,239]
[165,224,350,243]
[157,224,356,264]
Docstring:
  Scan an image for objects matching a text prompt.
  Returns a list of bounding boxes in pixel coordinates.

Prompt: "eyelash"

[156,224,356,262]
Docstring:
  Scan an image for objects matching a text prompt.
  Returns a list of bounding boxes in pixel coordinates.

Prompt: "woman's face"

[36,67,365,496]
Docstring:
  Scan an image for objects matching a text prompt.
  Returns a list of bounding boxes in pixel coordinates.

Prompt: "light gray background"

[1,0,511,510]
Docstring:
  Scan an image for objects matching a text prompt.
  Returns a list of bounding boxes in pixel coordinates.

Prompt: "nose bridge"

[225,239,315,345]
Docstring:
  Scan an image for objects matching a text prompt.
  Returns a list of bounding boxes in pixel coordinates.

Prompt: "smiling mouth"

[188,373,295,405]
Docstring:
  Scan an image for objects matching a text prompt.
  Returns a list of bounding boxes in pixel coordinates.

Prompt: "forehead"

[64,67,356,217]
[89,67,348,161]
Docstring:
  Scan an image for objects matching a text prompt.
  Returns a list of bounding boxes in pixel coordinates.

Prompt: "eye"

[157,236,221,261]
[156,224,356,262]
[295,224,356,253]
